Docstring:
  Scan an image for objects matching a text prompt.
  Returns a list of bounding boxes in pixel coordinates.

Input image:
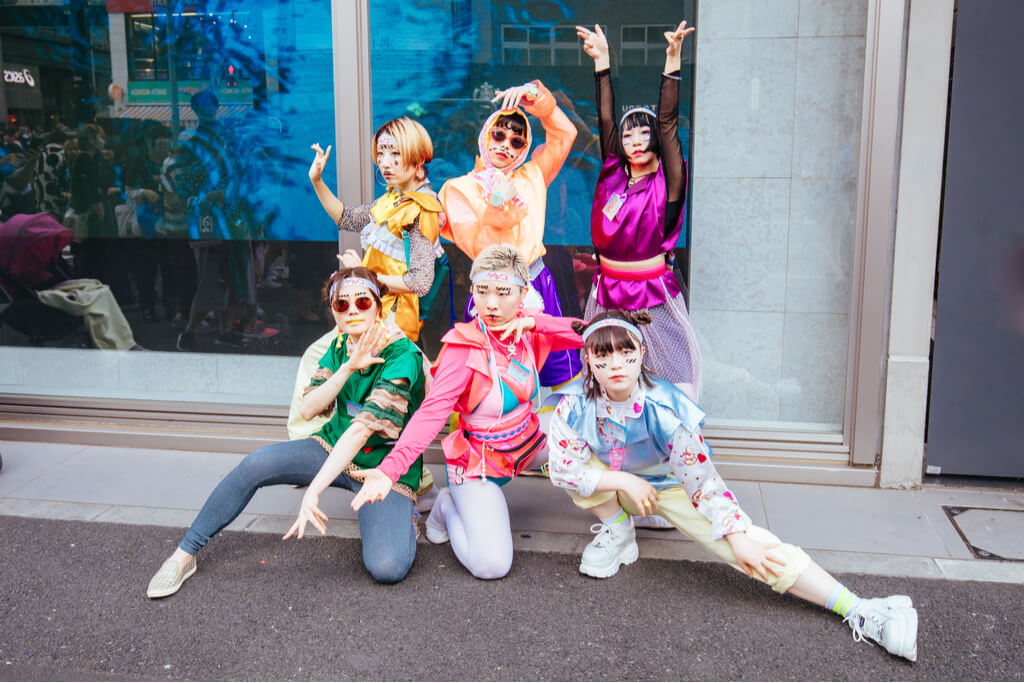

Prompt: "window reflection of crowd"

[0,96,340,354]
[1,96,616,357]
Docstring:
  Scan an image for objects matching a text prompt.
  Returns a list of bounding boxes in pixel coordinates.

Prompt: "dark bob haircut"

[619,109,661,159]
[572,310,656,399]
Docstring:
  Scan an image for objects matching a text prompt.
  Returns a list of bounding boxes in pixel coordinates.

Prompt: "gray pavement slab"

[0,441,87,497]
[759,481,952,557]
[3,515,1024,681]
[10,445,243,509]
[947,507,1024,560]
[4,439,1024,586]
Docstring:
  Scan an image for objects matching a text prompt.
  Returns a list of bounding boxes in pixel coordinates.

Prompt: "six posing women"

[145,18,920,664]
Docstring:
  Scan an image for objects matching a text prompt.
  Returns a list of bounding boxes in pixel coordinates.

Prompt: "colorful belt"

[463,416,531,442]
[599,253,668,281]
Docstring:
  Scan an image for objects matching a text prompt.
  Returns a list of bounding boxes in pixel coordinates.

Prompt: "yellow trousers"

[568,456,811,593]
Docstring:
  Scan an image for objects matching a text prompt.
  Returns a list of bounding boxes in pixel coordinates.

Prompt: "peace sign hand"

[664,20,695,64]
[575,25,610,71]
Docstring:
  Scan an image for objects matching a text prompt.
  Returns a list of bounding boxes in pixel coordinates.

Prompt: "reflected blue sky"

[1,0,692,245]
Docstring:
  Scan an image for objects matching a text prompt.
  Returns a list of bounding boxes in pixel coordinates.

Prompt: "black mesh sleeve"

[595,68,618,163]
[658,70,686,206]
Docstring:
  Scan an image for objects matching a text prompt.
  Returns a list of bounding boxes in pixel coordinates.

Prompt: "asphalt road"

[2,515,1022,681]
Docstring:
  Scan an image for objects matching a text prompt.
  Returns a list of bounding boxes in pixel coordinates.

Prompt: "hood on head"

[477,107,532,173]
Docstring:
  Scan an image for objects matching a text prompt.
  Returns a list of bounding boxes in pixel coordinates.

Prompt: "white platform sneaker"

[845,595,919,662]
[579,518,639,578]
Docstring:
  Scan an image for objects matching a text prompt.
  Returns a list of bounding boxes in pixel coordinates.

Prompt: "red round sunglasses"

[332,296,374,313]
[489,128,527,150]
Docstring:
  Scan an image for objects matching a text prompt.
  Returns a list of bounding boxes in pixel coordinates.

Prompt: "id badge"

[345,400,362,417]
[602,193,625,221]
[507,358,531,386]
[609,447,625,471]
[604,418,627,442]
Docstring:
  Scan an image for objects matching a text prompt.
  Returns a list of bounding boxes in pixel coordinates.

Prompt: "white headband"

[582,318,644,344]
[471,271,527,287]
[620,106,656,127]
[331,276,380,299]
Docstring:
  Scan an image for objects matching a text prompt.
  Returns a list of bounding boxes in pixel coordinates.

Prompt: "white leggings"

[432,479,513,580]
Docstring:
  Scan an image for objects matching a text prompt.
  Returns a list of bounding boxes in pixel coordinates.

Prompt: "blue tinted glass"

[368,0,694,248]
[0,0,337,356]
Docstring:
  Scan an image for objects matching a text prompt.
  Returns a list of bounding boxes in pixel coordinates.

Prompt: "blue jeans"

[180,438,416,584]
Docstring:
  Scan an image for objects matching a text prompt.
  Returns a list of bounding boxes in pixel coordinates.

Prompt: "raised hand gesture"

[664,20,695,72]
[309,143,332,184]
[346,323,387,372]
[575,24,610,72]
[490,315,535,346]
[491,83,538,112]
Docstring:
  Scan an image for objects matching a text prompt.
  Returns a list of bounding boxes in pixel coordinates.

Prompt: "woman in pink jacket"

[349,245,583,579]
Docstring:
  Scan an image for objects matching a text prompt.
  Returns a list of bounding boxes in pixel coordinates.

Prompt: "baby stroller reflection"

[0,212,140,350]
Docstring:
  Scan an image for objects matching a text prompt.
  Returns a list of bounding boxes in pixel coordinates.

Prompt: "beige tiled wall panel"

[692,0,867,427]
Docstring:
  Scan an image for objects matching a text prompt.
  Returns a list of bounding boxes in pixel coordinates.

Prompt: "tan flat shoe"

[146,555,197,599]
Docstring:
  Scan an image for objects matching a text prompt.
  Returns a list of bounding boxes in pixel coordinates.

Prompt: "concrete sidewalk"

[2,438,1023,584]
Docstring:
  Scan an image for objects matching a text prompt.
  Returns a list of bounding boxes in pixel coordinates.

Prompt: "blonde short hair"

[372,117,433,169]
[470,244,530,285]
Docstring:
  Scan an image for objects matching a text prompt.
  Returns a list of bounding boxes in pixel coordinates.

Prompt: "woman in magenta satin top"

[577,21,702,401]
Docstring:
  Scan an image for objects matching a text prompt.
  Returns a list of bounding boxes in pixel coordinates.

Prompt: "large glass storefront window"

[1,0,865,434]
[1,0,340,403]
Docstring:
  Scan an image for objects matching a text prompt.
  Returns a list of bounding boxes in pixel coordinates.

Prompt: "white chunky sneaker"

[579,518,639,578]
[845,595,919,662]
